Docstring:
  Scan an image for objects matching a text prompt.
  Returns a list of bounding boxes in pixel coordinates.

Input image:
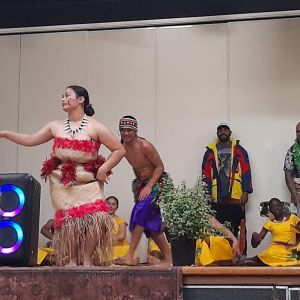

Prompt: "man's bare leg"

[116,224,143,265]
[150,233,172,266]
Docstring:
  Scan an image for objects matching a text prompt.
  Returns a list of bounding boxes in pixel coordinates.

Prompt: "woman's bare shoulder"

[48,119,65,125]
[47,119,65,129]
[88,118,108,130]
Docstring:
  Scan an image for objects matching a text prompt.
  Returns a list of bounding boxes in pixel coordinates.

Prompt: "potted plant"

[160,177,216,266]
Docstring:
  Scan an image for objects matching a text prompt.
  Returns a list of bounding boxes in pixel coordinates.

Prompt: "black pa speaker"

[0,173,41,266]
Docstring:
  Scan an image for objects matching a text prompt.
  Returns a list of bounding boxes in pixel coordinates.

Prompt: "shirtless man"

[117,115,172,266]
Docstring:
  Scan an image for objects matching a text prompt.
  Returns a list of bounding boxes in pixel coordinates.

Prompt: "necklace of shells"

[63,115,89,139]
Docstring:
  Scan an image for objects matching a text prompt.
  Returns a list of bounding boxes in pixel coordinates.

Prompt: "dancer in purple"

[116,116,171,266]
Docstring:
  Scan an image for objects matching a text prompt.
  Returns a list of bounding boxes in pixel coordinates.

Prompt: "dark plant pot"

[171,237,196,266]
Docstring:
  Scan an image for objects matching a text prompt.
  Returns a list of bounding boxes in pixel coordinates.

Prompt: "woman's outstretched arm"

[0,121,56,146]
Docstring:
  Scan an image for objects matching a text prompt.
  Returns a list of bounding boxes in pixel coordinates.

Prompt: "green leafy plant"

[160,177,216,240]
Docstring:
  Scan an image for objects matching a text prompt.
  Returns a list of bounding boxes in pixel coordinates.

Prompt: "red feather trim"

[54,199,109,228]
[41,155,112,184]
[61,160,76,186]
[54,210,65,228]
[84,155,112,177]
[41,156,60,180]
[53,137,100,153]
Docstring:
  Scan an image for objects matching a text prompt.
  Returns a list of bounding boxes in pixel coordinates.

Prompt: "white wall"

[229,19,300,253]
[0,35,20,172]
[0,18,300,256]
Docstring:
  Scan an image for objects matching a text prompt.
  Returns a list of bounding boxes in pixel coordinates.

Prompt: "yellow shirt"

[113,216,129,247]
[263,214,300,245]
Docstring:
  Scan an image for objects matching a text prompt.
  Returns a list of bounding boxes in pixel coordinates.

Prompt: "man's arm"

[240,192,248,205]
[201,149,213,198]
[283,147,300,204]
[139,140,164,200]
[236,146,253,204]
[285,170,300,204]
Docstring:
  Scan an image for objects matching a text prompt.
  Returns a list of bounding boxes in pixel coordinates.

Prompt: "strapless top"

[52,137,101,163]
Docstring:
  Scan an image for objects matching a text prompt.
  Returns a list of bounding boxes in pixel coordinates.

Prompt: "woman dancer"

[0,85,125,266]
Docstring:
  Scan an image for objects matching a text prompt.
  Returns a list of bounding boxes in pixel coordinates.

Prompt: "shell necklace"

[63,115,89,138]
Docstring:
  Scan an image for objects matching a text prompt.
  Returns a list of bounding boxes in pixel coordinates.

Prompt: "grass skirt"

[53,210,114,266]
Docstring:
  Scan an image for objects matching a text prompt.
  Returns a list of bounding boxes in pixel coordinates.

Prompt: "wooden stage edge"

[0,265,182,299]
[1,266,300,299]
[182,266,300,285]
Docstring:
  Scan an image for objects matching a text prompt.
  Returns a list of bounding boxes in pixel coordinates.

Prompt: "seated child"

[238,198,300,266]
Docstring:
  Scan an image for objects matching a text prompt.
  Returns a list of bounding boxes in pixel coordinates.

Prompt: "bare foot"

[115,256,140,266]
[107,263,116,268]
[65,261,78,267]
[101,260,114,267]
[147,255,161,265]
[83,258,94,267]
[154,259,172,267]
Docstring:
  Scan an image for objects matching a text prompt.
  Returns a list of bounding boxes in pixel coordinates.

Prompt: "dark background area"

[0,0,300,29]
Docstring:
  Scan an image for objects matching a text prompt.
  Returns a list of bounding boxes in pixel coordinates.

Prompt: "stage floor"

[2,266,300,299]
